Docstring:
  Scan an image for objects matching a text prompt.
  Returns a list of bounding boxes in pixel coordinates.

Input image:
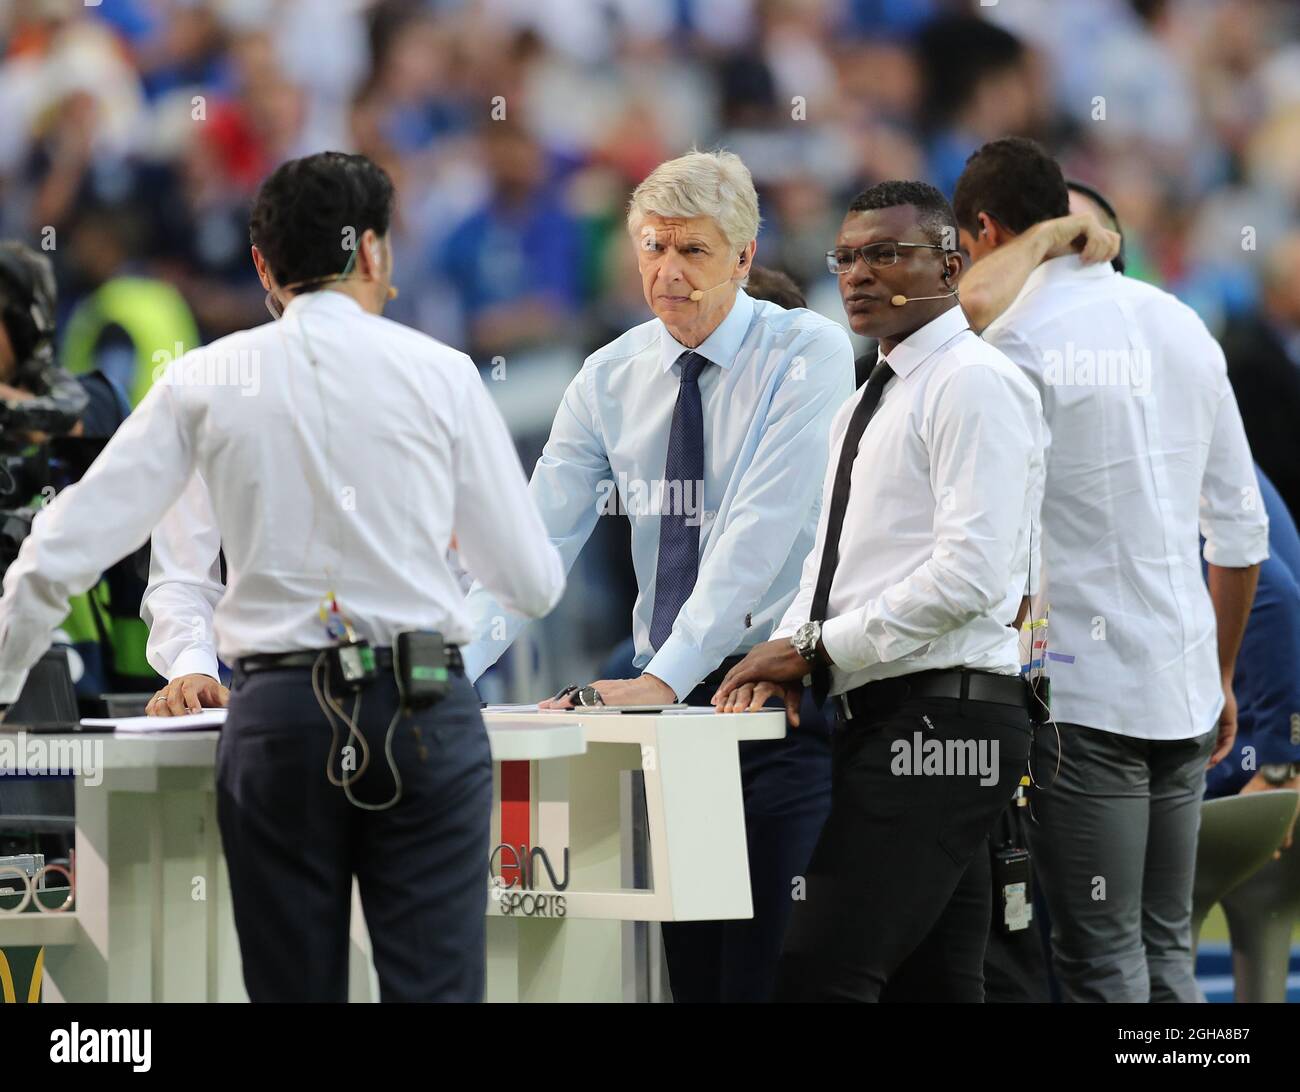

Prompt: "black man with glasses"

[714,181,1045,1002]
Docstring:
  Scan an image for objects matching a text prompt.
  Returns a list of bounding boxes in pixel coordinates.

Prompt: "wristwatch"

[1259,762,1300,785]
[790,621,822,665]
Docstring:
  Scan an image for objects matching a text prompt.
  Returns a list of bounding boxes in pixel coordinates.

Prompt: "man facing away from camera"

[954,136,1268,1002]
[0,151,566,1002]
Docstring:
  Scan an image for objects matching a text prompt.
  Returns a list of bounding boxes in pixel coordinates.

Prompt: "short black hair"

[1066,179,1127,273]
[744,265,806,309]
[249,151,396,290]
[846,180,958,250]
[952,137,1068,236]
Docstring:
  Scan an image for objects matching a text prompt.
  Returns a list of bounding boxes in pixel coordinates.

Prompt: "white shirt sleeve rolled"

[141,470,224,681]
[1200,367,1269,568]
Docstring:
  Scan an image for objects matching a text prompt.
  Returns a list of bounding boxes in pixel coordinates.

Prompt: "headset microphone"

[890,287,959,306]
[689,280,733,302]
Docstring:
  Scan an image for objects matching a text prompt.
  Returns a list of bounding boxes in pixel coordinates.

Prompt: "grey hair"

[626,149,761,257]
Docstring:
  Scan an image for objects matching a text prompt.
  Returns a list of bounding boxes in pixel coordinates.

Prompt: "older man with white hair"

[461,149,855,1001]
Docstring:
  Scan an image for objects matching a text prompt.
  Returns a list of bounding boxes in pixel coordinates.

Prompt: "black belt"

[833,668,1028,722]
[235,645,464,678]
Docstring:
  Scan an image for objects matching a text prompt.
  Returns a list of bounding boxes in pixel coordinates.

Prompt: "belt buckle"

[834,692,853,722]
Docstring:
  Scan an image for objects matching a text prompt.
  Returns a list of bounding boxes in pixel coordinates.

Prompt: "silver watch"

[1259,762,1300,785]
[790,621,822,664]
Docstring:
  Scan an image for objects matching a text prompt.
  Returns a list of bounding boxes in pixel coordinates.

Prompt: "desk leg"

[485,916,520,1002]
[485,744,634,1002]
[44,774,246,1002]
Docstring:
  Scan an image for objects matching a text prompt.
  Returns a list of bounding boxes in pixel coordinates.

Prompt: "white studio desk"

[477,707,784,1002]
[0,706,782,1002]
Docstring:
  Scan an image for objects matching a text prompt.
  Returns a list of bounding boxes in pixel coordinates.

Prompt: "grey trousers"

[1027,720,1217,1003]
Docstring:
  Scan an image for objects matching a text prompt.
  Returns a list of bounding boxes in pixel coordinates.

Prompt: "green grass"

[1201,903,1300,944]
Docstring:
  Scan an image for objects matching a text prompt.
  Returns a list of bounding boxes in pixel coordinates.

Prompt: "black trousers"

[216,667,492,1002]
[660,682,832,1003]
[773,684,1032,1002]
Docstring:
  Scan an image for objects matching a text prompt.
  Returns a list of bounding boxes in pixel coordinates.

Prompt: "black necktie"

[808,358,894,704]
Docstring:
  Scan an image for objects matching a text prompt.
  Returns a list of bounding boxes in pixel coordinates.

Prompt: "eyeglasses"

[825,241,950,276]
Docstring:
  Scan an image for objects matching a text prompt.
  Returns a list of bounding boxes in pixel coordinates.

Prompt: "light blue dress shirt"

[461,287,855,699]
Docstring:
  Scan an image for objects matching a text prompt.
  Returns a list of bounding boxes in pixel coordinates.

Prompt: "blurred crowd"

[3,0,1300,683]
[4,0,1299,353]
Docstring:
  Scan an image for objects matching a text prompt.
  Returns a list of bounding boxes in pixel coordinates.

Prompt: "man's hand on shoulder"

[1039,214,1121,265]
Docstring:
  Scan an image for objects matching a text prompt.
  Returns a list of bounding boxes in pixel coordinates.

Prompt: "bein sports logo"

[489,843,569,918]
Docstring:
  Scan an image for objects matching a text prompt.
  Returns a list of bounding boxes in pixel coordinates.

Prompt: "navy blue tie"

[650,350,708,651]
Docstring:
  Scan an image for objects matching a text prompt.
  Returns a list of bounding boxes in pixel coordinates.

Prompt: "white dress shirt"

[983,255,1269,740]
[775,303,1046,696]
[460,287,854,699]
[0,290,565,703]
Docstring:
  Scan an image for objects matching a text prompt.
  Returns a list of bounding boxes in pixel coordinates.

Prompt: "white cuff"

[821,611,877,674]
[168,647,222,682]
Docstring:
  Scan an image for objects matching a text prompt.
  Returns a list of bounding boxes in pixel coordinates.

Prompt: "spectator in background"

[1205,466,1300,831]
[58,203,199,408]
[1222,233,1300,521]
[352,4,472,165]
[914,15,1046,194]
[438,119,582,363]
[197,30,306,199]
[742,264,807,309]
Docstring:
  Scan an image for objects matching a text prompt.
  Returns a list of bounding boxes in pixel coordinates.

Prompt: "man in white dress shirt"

[954,137,1268,1002]
[715,181,1044,1001]
[0,152,565,1001]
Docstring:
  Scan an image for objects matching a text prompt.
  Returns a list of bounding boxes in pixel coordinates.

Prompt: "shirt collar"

[982,254,1116,341]
[283,288,367,319]
[1019,253,1114,299]
[877,303,971,379]
[658,288,754,373]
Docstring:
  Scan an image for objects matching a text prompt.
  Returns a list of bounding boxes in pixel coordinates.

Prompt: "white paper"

[81,709,228,733]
